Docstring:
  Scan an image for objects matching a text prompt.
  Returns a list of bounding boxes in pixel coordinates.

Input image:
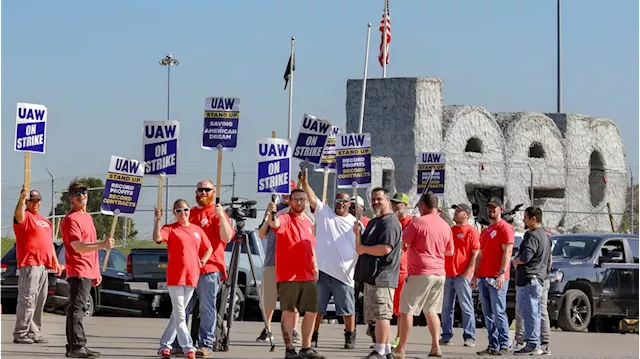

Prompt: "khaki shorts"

[261,266,278,310]
[277,280,318,313]
[399,274,445,316]
[363,283,394,324]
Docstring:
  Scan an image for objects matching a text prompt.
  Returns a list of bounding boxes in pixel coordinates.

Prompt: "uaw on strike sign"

[101,156,144,216]
[143,121,179,175]
[202,97,239,150]
[15,103,47,153]
[293,114,331,165]
[257,138,291,194]
[315,126,341,172]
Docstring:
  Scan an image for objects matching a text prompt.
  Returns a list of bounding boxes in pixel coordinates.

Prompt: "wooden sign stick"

[216,144,223,204]
[322,166,329,204]
[101,210,120,272]
[157,173,165,214]
[24,152,31,193]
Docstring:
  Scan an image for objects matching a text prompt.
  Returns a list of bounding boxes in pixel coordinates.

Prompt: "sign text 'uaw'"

[417,152,446,196]
[257,138,291,194]
[15,103,47,154]
[101,155,145,217]
[143,121,179,175]
[202,97,240,151]
[335,133,372,188]
[293,114,332,165]
[315,126,342,172]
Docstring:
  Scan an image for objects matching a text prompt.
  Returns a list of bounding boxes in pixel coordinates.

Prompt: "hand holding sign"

[102,237,115,250]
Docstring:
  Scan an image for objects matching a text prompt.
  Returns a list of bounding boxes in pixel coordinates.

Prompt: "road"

[1,315,638,358]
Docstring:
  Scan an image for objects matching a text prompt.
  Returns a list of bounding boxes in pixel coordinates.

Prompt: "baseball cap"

[486,197,503,208]
[68,181,87,194]
[28,190,42,201]
[451,203,471,214]
[351,195,365,207]
[390,193,409,205]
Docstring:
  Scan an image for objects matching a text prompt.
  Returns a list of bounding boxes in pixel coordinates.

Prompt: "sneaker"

[33,337,49,344]
[439,338,453,346]
[511,341,526,351]
[476,347,498,356]
[365,350,386,359]
[285,347,299,359]
[13,337,35,344]
[256,328,274,342]
[185,349,196,359]
[196,347,214,358]
[343,330,356,349]
[514,346,543,355]
[386,354,395,359]
[495,348,511,356]
[298,348,326,359]
[292,330,301,344]
[464,339,476,347]
[391,337,400,349]
[65,347,101,358]
[311,331,319,347]
[541,345,551,356]
[158,349,171,358]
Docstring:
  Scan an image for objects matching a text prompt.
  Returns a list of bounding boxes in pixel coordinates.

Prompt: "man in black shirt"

[354,187,402,359]
[513,207,550,355]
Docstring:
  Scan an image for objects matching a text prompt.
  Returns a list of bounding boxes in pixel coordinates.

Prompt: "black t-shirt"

[354,213,402,288]
[516,227,551,287]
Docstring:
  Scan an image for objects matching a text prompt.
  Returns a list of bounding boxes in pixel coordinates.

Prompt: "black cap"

[451,203,471,214]
[486,197,503,208]
[28,190,42,201]
[68,181,87,194]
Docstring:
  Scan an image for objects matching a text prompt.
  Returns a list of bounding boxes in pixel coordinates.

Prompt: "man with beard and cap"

[389,193,412,350]
[439,203,480,348]
[471,197,514,356]
[13,186,63,345]
[298,170,359,349]
[255,180,302,345]
[267,188,325,359]
[171,180,234,358]
[354,187,402,359]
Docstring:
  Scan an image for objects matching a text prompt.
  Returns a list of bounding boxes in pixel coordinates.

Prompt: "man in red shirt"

[12,186,62,344]
[394,192,453,358]
[439,203,480,347]
[172,180,233,358]
[471,197,514,356]
[389,193,412,349]
[267,188,325,359]
[61,181,114,358]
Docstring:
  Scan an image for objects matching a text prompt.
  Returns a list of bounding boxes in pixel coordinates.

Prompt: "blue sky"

[2,1,638,236]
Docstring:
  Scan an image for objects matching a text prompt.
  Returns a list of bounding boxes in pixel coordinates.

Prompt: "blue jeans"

[172,272,222,350]
[516,279,542,349]
[316,271,355,316]
[478,277,510,351]
[441,276,476,342]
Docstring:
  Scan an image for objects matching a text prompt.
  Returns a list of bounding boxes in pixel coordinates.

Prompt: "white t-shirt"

[313,198,359,287]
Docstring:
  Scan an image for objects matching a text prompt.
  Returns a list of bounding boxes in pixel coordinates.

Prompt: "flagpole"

[556,0,562,113]
[382,0,388,78]
[288,36,295,140]
[359,23,372,134]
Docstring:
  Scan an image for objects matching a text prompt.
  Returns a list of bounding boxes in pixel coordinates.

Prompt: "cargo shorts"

[277,280,318,314]
[363,283,394,324]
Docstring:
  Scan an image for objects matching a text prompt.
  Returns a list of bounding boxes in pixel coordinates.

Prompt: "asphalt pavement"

[1,315,638,358]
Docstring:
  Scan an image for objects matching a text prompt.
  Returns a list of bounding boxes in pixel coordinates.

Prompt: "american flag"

[378,0,391,67]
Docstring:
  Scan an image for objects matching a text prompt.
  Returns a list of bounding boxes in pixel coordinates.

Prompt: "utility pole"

[46,168,54,241]
[159,53,179,223]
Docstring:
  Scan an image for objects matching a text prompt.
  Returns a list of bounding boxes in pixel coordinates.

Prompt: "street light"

[159,53,179,222]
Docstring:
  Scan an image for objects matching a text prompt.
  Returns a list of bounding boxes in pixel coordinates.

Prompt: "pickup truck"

[126,230,265,321]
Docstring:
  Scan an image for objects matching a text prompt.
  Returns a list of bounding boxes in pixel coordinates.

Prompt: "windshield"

[551,236,600,259]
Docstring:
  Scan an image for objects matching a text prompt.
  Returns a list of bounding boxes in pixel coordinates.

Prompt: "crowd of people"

[10,173,553,359]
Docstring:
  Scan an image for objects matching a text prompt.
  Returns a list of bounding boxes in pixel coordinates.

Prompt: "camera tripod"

[213,217,275,352]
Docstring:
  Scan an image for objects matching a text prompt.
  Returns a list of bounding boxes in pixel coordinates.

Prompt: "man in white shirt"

[298,169,359,350]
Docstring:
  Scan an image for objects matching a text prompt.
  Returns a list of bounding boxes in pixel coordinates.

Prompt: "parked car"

[1,241,151,317]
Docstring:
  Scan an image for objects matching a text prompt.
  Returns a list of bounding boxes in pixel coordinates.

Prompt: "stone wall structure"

[308,77,628,232]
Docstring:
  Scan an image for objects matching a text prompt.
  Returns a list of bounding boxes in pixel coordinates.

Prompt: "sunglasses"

[197,188,213,193]
[72,190,87,196]
[334,198,349,204]
[174,208,190,213]
[290,198,305,203]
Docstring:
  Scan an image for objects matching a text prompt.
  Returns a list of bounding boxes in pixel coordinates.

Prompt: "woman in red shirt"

[153,199,213,359]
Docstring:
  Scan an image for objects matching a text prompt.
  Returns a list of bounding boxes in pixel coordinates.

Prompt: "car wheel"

[558,289,591,332]
[224,288,245,322]
[84,294,95,317]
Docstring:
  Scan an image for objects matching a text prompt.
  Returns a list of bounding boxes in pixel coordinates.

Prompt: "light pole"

[46,168,55,241]
[159,53,179,223]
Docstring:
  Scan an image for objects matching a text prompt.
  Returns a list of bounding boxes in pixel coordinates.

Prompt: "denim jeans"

[173,272,222,350]
[478,277,510,351]
[515,278,550,348]
[440,276,476,342]
[160,286,196,353]
[516,279,543,349]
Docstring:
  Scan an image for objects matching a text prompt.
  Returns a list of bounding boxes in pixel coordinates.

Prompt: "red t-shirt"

[398,216,413,275]
[403,213,453,276]
[61,210,99,280]
[446,224,481,278]
[477,220,515,279]
[13,211,56,269]
[275,212,316,282]
[360,216,371,228]
[160,223,212,287]
[189,205,234,280]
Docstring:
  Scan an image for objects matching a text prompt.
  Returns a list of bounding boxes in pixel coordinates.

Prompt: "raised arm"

[153,207,164,244]
[298,170,318,212]
[14,185,27,224]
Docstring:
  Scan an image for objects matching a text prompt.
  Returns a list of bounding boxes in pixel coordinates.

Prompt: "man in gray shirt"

[513,207,550,355]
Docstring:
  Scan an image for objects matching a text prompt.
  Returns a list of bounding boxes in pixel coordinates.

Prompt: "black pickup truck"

[506,233,639,333]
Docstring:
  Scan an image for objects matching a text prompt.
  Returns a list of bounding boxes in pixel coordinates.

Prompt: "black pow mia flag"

[284,54,295,90]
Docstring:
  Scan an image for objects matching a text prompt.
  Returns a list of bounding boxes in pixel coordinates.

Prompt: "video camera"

[471,203,524,226]
[222,197,258,222]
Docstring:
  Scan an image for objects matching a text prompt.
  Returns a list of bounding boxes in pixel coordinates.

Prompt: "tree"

[619,184,639,234]
[52,177,139,241]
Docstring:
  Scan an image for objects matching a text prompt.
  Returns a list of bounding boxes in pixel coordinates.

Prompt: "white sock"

[385,344,392,354]
[375,343,385,355]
